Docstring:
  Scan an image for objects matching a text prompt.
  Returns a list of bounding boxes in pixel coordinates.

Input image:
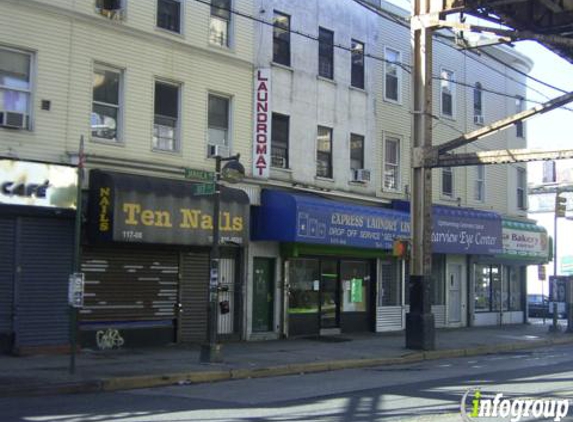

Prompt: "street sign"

[192,183,215,196]
[68,272,85,308]
[184,168,214,182]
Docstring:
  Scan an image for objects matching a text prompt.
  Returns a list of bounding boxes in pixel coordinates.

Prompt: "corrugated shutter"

[0,217,15,335]
[217,258,236,335]
[15,217,74,347]
[79,248,178,326]
[179,251,209,343]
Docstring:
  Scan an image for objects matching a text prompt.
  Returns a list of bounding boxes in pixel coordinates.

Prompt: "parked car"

[528,294,550,318]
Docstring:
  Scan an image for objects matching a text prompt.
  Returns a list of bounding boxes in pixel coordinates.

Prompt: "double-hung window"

[153,81,180,152]
[316,126,333,178]
[517,167,526,210]
[208,94,230,152]
[273,11,290,66]
[92,64,121,141]
[474,82,483,119]
[210,0,231,47]
[475,165,485,202]
[271,113,289,169]
[0,47,32,130]
[351,39,364,89]
[384,136,400,191]
[440,68,455,118]
[318,27,334,79]
[442,167,453,197]
[515,96,525,138]
[350,134,364,172]
[384,48,401,102]
[157,0,181,33]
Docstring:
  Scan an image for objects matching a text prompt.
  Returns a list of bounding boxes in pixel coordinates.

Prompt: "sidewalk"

[2,323,572,397]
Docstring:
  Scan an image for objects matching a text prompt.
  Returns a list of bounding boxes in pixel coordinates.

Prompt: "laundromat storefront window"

[252,190,409,336]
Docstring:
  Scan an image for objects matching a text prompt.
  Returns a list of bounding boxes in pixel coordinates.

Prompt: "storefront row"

[0,161,550,353]
[247,190,550,339]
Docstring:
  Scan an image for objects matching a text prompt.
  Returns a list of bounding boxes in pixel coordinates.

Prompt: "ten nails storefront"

[251,190,409,337]
[81,170,249,349]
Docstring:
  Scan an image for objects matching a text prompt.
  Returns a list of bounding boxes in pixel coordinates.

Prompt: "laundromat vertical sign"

[253,69,271,179]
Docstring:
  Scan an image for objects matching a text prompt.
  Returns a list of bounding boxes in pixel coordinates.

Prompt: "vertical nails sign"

[253,69,271,179]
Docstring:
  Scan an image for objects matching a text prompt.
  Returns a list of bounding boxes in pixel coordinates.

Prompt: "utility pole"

[407,0,435,350]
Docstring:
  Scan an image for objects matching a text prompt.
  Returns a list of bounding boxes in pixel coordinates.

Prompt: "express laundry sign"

[252,69,271,179]
[0,159,77,208]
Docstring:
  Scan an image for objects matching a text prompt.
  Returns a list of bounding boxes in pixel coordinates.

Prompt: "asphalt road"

[3,344,573,422]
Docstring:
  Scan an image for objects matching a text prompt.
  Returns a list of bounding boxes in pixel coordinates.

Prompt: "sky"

[382,0,573,294]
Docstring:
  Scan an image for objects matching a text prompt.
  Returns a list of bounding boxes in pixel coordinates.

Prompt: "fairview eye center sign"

[89,170,249,246]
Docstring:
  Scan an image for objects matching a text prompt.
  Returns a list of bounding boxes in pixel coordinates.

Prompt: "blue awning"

[392,200,503,255]
[251,190,410,250]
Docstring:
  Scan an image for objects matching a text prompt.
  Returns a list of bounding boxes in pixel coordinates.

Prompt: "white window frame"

[440,67,455,119]
[207,92,232,153]
[0,46,33,130]
[91,62,123,143]
[473,82,483,119]
[156,0,184,35]
[475,165,485,202]
[383,47,402,104]
[515,96,525,138]
[210,0,233,48]
[517,167,526,210]
[442,166,454,198]
[153,79,181,153]
[383,135,401,192]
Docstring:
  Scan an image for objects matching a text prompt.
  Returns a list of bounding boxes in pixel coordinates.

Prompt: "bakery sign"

[0,159,77,209]
[253,68,271,179]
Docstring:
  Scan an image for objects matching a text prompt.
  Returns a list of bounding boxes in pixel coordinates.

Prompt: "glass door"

[320,259,339,329]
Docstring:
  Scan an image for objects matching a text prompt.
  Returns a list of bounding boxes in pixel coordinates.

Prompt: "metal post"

[200,156,223,363]
[407,0,435,350]
[69,136,84,374]
[550,201,561,332]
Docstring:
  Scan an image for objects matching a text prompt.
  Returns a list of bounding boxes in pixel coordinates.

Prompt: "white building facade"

[245,0,548,340]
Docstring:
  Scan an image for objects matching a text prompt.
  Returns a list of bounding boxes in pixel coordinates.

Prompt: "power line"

[349,0,571,105]
[192,0,572,111]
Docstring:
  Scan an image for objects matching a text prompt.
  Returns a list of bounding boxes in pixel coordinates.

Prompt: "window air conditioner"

[352,169,371,183]
[96,0,125,19]
[208,144,230,158]
[474,115,484,125]
[0,111,27,129]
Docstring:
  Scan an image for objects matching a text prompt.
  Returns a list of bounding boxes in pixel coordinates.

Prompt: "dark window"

[441,69,454,117]
[208,94,229,146]
[271,113,289,168]
[157,0,181,33]
[273,11,290,66]
[384,48,400,102]
[474,82,483,116]
[318,27,334,79]
[92,65,120,141]
[0,47,32,129]
[210,0,231,47]
[351,39,364,89]
[153,81,179,151]
[516,96,525,138]
[350,134,364,171]
[442,167,453,197]
[317,126,333,178]
[517,167,526,210]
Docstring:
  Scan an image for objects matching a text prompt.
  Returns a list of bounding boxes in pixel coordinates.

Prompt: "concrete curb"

[4,335,573,397]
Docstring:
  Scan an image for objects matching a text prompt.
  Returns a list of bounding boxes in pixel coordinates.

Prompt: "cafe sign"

[0,159,77,209]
